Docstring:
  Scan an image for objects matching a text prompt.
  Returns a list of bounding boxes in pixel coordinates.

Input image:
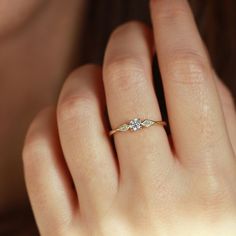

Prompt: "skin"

[0,0,86,212]
[21,0,236,235]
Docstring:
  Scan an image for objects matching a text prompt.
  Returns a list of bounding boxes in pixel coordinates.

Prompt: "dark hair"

[80,0,236,97]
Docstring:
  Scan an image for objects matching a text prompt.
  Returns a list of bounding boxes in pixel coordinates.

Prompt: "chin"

[0,0,47,38]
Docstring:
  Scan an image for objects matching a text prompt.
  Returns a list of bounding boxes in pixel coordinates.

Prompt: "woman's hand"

[23,0,236,235]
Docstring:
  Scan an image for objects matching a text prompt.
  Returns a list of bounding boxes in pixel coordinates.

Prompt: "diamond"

[118,124,130,132]
[129,118,142,132]
[142,119,155,128]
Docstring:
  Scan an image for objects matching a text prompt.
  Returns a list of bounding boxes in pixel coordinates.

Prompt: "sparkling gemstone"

[142,119,155,128]
[118,124,130,132]
[129,118,142,132]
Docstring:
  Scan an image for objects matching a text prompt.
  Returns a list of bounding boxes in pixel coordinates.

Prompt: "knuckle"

[104,56,147,91]
[58,94,94,130]
[68,64,101,80]
[155,3,189,21]
[23,136,44,179]
[193,106,225,150]
[23,145,40,187]
[111,21,148,39]
[23,107,54,164]
[58,64,101,131]
[23,134,40,160]
[201,122,224,147]
[22,140,39,168]
[167,50,210,86]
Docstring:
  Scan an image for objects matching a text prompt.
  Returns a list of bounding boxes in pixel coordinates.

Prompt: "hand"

[23,0,236,235]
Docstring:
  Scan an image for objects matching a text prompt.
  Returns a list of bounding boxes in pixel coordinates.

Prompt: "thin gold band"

[109,118,167,136]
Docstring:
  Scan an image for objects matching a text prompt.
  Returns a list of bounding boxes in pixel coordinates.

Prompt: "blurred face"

[0,0,47,37]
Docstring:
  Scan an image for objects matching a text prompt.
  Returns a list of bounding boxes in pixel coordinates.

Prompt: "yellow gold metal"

[109,119,167,136]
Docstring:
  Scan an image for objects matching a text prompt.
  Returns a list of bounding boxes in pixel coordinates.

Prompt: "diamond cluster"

[117,118,157,133]
[142,119,155,127]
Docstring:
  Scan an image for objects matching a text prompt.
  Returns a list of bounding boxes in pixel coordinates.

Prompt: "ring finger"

[103,22,174,184]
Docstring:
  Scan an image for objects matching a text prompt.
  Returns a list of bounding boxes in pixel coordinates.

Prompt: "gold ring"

[109,118,167,136]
